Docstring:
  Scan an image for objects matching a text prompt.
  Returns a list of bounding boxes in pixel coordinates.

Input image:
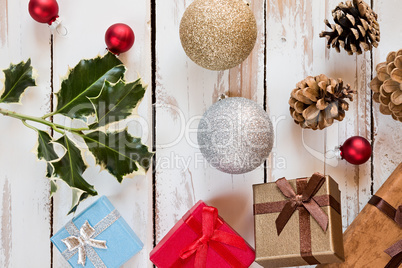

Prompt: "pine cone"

[370,49,402,122]
[289,74,355,130]
[319,0,380,55]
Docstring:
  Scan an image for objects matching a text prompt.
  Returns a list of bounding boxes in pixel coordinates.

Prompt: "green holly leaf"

[0,59,36,103]
[89,79,146,129]
[83,130,153,183]
[54,53,125,120]
[52,135,97,207]
[36,130,59,178]
[50,179,58,198]
[68,189,89,215]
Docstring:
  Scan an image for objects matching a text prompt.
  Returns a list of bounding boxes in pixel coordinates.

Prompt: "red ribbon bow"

[275,173,329,235]
[179,206,248,268]
[385,240,402,268]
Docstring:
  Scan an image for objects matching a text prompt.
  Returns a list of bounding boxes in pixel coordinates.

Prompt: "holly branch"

[0,53,153,213]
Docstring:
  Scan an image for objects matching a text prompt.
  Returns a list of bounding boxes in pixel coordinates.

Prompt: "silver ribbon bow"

[62,221,107,266]
[60,209,120,267]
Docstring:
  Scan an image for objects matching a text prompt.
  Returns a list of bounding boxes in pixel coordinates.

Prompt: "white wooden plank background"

[0,0,401,267]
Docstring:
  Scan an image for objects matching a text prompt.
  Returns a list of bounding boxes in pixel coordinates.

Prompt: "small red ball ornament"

[28,0,59,25]
[340,136,372,165]
[105,23,135,55]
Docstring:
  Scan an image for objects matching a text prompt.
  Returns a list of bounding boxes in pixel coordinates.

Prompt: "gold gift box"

[318,163,402,268]
[253,174,345,267]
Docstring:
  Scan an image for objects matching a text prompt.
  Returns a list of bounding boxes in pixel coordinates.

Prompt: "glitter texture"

[179,0,257,70]
[198,97,274,174]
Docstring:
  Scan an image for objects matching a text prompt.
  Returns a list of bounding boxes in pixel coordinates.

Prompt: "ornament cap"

[334,146,342,159]
[48,17,68,36]
[326,146,342,160]
[218,94,228,101]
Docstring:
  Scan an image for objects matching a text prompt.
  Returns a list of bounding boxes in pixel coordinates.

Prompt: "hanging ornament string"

[49,18,68,36]
[28,0,67,36]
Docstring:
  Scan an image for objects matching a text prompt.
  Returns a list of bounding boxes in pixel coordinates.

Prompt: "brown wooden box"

[318,163,402,268]
[253,175,345,267]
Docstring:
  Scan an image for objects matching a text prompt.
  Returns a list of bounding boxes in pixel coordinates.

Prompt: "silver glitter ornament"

[198,97,274,174]
[179,0,257,71]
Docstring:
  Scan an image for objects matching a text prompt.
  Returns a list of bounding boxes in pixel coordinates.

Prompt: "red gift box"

[150,201,256,267]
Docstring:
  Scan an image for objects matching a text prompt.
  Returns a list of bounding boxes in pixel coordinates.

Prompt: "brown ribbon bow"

[275,173,329,235]
[385,240,402,268]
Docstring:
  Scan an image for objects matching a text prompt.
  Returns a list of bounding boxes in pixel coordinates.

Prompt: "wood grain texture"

[0,0,8,48]
[372,0,402,192]
[320,0,372,229]
[228,0,265,104]
[0,179,11,267]
[265,0,374,267]
[265,0,325,181]
[154,2,265,268]
[51,0,152,267]
[265,1,326,267]
[0,0,400,267]
[0,0,52,266]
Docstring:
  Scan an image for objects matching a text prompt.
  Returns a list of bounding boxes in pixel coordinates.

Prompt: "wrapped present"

[384,240,402,268]
[253,173,344,267]
[51,196,143,268]
[318,163,402,268]
[150,201,255,267]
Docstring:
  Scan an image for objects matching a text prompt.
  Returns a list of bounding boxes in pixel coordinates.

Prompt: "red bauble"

[340,136,372,165]
[105,23,135,55]
[28,0,59,25]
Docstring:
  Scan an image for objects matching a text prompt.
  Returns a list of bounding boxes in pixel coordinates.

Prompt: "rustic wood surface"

[0,0,400,267]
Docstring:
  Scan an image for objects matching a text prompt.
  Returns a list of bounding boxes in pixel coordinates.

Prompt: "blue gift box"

[51,196,143,268]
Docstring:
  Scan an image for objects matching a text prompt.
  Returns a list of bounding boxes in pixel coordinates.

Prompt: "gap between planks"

[369,0,375,197]
[49,33,54,268]
[263,0,268,184]
[151,0,157,254]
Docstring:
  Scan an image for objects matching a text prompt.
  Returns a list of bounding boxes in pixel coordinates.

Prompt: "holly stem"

[21,119,65,135]
[42,111,57,119]
[21,119,40,132]
[0,107,88,133]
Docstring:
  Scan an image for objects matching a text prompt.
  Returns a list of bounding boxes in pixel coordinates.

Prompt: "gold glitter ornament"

[179,0,257,71]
